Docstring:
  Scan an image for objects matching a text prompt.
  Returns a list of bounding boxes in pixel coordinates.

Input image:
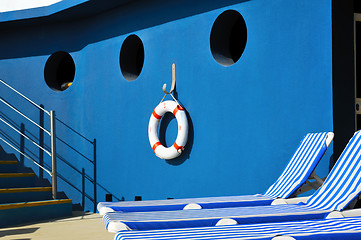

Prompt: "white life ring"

[148,100,188,159]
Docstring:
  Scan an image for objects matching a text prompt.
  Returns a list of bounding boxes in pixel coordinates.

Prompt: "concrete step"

[0,199,72,227]
[0,187,52,203]
[0,173,36,188]
[0,160,18,173]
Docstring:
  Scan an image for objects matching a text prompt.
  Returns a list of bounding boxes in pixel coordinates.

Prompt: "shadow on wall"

[0,144,18,161]
[328,154,335,172]
[0,0,250,59]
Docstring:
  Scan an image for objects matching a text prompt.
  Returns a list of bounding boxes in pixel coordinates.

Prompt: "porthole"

[120,35,145,81]
[210,10,247,66]
[44,51,75,91]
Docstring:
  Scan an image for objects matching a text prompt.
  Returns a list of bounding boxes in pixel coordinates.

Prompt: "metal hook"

[162,63,176,94]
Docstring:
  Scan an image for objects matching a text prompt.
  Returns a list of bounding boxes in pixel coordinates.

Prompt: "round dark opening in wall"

[120,34,145,81]
[210,10,247,66]
[44,51,75,91]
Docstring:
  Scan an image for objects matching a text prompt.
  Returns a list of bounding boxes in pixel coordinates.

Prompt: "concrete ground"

[0,211,115,240]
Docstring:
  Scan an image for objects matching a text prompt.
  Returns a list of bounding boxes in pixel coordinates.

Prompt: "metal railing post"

[50,110,57,199]
[20,123,25,167]
[0,80,107,207]
[39,104,44,179]
[82,168,85,211]
[93,138,97,213]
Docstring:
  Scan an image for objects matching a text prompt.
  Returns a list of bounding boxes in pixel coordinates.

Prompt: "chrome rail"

[0,97,50,135]
[0,136,52,176]
[50,110,57,199]
[0,79,50,115]
[0,80,57,198]
[0,78,98,211]
[0,116,51,156]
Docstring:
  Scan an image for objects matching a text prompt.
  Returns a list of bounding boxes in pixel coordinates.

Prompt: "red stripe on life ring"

[173,105,184,116]
[152,111,162,119]
[152,142,162,151]
[173,142,184,152]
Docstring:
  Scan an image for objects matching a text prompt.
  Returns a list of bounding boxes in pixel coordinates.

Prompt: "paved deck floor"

[0,211,115,240]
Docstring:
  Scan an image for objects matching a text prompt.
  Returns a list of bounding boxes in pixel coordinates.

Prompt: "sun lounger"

[114,216,361,240]
[98,132,333,215]
[104,131,355,232]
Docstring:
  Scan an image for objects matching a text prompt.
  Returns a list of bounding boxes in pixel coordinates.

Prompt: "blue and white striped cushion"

[264,132,328,199]
[98,132,330,214]
[98,195,273,213]
[104,204,329,231]
[307,131,361,211]
[114,217,361,240]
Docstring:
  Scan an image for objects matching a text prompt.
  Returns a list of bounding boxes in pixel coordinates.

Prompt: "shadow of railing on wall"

[0,79,121,212]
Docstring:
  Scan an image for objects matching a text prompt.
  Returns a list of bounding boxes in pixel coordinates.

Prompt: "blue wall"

[0,0,333,211]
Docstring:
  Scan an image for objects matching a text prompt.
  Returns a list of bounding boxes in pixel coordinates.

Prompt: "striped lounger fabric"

[98,132,332,215]
[103,131,361,232]
[114,217,361,240]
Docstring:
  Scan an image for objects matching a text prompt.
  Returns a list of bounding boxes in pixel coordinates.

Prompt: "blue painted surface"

[0,176,36,188]
[0,0,333,211]
[0,202,72,227]
[0,191,52,204]
[0,162,17,173]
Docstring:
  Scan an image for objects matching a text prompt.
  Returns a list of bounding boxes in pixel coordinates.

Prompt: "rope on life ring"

[148,100,188,159]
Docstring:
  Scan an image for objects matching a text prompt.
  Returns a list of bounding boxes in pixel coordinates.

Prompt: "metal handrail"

[0,79,50,115]
[0,111,39,143]
[0,117,52,156]
[0,79,57,198]
[0,97,51,135]
[55,117,93,144]
[0,78,97,211]
[50,111,57,199]
[0,126,117,206]
[56,136,94,163]
[0,136,52,176]
[0,125,94,185]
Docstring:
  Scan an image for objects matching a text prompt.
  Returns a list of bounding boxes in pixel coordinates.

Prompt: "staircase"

[0,79,97,227]
[0,146,72,227]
